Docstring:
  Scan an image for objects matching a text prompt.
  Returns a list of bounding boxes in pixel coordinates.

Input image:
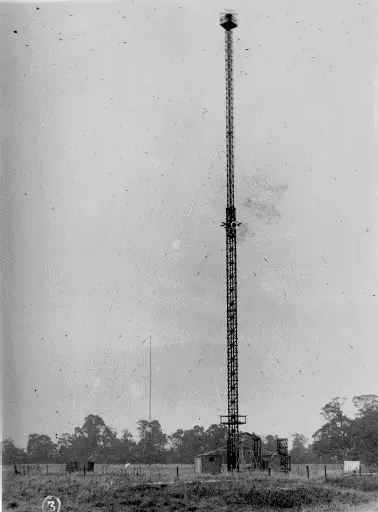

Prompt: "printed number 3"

[42,495,61,512]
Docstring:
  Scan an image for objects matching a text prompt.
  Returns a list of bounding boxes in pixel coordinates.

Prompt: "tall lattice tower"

[219,11,246,472]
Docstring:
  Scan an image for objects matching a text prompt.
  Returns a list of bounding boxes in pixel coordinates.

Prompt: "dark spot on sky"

[13,30,18,33]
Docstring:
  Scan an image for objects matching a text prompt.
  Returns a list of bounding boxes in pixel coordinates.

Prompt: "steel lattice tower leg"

[277,438,291,474]
[219,11,246,473]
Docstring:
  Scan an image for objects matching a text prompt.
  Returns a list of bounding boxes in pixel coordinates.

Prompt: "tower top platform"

[220,12,238,31]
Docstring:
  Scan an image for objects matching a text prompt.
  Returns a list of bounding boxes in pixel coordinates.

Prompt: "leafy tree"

[57,422,136,464]
[112,429,136,463]
[312,397,353,461]
[56,415,110,463]
[184,425,206,461]
[56,433,76,462]
[262,435,278,453]
[351,394,378,464]
[99,425,118,463]
[26,434,56,462]
[168,425,206,463]
[11,394,378,466]
[1,438,26,464]
[352,395,378,415]
[302,443,321,463]
[290,433,308,463]
[167,429,185,463]
[204,424,227,452]
[81,414,106,460]
[136,420,167,464]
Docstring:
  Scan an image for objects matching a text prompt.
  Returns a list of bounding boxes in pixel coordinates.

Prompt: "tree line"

[1,394,377,465]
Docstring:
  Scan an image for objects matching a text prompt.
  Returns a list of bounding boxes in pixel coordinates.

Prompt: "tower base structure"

[220,414,246,471]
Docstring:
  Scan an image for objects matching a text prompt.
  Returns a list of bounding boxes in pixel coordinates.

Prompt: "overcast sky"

[1,0,378,449]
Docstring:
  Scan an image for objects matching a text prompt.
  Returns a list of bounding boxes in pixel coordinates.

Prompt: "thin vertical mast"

[149,334,152,423]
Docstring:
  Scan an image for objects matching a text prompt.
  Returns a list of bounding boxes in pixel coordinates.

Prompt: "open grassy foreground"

[2,473,378,511]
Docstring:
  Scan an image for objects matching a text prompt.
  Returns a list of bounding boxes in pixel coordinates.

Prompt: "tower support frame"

[277,438,291,474]
[219,11,245,473]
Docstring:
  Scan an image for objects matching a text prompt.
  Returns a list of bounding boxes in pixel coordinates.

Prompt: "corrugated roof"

[196,434,264,458]
[196,449,226,457]
[240,432,261,440]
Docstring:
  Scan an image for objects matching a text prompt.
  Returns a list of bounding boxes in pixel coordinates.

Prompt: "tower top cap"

[220,12,238,30]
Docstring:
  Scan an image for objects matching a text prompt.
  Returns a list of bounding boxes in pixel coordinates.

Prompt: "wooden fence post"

[359,464,361,476]
[176,466,179,479]
[306,466,310,480]
[84,466,86,476]
[297,466,299,475]
[268,468,271,476]
[324,465,327,482]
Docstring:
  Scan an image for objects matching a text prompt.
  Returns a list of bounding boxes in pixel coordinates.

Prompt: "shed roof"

[196,433,263,458]
[240,432,261,441]
[196,448,226,458]
[262,450,278,457]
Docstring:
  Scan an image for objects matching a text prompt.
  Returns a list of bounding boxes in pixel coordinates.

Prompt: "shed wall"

[202,455,222,474]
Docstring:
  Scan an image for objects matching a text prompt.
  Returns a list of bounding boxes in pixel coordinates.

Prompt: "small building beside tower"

[194,432,263,474]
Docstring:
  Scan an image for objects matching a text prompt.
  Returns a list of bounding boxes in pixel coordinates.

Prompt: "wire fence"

[5,463,198,483]
[6,462,378,484]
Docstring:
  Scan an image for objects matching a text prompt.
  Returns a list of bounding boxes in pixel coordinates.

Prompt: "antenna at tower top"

[220,11,238,30]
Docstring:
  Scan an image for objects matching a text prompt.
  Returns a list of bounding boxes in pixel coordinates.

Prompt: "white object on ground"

[344,461,360,473]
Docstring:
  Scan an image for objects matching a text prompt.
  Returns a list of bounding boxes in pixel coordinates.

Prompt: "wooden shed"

[195,451,223,475]
[66,461,80,473]
[194,431,263,474]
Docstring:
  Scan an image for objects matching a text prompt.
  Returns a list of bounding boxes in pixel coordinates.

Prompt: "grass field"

[2,466,378,511]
